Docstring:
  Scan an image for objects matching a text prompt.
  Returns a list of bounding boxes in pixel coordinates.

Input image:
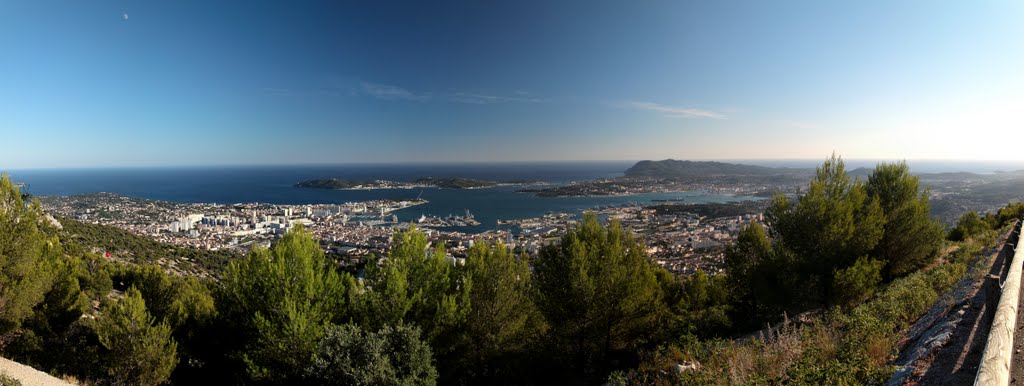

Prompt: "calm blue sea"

[5,162,758,232]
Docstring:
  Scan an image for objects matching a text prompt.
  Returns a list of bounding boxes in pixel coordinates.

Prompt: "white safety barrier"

[975,221,1023,386]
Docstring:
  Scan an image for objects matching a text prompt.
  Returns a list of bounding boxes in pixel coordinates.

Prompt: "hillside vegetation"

[625,159,808,178]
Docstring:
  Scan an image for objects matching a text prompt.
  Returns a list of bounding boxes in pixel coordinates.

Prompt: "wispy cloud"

[361,82,431,101]
[617,101,726,119]
[359,81,545,104]
[261,87,340,98]
[447,92,547,104]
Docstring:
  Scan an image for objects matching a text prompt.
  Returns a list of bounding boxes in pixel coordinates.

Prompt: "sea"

[6,162,758,233]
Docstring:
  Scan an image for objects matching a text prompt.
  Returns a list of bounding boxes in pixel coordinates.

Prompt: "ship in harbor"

[416,209,481,227]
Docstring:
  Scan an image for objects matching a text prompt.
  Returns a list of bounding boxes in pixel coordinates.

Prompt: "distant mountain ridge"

[625,159,810,178]
[626,159,1024,182]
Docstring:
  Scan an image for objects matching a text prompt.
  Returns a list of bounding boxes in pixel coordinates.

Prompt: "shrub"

[832,257,884,308]
[96,287,178,386]
[0,372,22,386]
[306,324,437,386]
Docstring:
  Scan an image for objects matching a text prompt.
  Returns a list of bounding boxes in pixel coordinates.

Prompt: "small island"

[412,177,497,189]
[294,179,410,190]
[295,177,535,190]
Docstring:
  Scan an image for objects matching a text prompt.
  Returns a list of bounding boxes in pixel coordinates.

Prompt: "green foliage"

[109,263,216,382]
[620,242,983,386]
[534,212,663,377]
[112,264,215,330]
[358,225,470,357]
[0,372,21,386]
[949,211,993,242]
[59,218,235,275]
[677,270,732,335]
[785,356,892,386]
[765,154,885,306]
[306,323,437,386]
[995,202,1024,229]
[3,243,114,382]
[832,256,884,309]
[96,287,178,386]
[865,161,945,278]
[618,156,1007,385]
[0,174,59,338]
[460,240,543,381]
[219,226,351,383]
[724,221,799,324]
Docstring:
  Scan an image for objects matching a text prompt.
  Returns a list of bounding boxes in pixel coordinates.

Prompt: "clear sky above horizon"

[1,1,1022,168]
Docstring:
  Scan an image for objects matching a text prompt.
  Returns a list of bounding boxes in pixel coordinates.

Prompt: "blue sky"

[1,1,1022,168]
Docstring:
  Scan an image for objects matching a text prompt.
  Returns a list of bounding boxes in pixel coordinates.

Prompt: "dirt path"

[893,226,1018,385]
[0,357,72,386]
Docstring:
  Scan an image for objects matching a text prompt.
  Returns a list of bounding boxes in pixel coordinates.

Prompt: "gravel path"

[0,357,72,386]
[889,225,1018,385]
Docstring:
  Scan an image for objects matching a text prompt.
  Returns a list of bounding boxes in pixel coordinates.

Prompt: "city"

[39,190,763,277]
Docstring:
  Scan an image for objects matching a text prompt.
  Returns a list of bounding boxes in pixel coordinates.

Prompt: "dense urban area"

[38,190,763,279]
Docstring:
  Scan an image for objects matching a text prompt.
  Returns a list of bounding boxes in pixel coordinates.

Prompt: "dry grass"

[720,316,804,384]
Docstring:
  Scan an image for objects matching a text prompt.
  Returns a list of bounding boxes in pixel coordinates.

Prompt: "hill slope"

[624,159,809,178]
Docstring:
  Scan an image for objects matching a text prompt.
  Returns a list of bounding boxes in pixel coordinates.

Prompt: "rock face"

[0,356,73,386]
[675,361,702,374]
[44,214,62,230]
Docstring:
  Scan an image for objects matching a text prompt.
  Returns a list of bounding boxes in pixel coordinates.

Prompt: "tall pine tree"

[219,226,351,383]
[0,174,58,340]
[534,213,663,378]
[96,287,178,386]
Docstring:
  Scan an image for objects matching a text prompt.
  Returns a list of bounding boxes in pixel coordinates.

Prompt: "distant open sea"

[7,162,757,232]
[9,160,1014,232]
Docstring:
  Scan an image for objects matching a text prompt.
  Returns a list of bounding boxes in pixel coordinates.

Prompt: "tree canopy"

[218,226,351,383]
[0,174,59,338]
[534,213,664,378]
[96,287,178,386]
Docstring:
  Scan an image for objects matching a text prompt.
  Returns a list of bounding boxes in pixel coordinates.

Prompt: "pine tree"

[865,161,944,278]
[0,174,58,340]
[96,287,178,386]
[460,240,542,380]
[358,225,470,351]
[534,213,663,377]
[219,226,351,383]
[765,154,885,305]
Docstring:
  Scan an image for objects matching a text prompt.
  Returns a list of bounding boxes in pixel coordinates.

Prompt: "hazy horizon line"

[8,157,1024,172]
